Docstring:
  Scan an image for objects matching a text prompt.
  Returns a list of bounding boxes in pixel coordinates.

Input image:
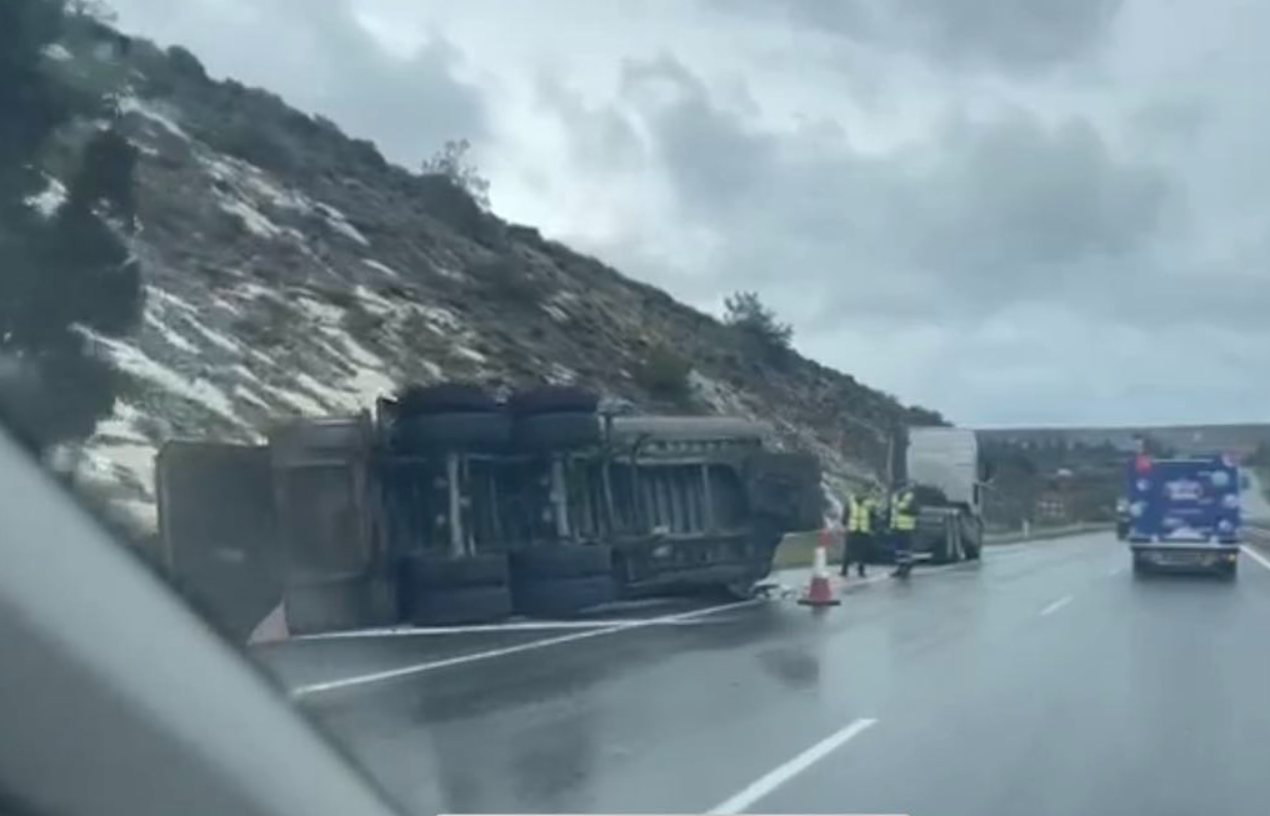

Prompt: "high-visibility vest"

[891,489,916,531]
[847,495,872,533]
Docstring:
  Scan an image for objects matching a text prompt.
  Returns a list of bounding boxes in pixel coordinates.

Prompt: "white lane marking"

[288,617,716,641]
[1241,545,1270,572]
[707,717,879,814]
[290,598,760,697]
[1040,595,1073,616]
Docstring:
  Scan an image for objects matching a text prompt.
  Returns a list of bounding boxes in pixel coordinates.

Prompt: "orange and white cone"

[799,527,841,607]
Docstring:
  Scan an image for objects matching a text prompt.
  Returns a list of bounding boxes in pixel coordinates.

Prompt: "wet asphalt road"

[252,534,1270,816]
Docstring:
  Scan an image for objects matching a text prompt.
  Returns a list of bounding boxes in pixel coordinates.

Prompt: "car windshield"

[4,2,1270,815]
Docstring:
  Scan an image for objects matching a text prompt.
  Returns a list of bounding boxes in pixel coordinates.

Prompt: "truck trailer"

[156,384,823,638]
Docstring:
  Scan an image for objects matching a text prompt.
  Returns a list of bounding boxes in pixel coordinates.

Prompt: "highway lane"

[254,534,1270,815]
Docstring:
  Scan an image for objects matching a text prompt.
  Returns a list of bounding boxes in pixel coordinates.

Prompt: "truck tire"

[512,574,617,617]
[410,585,513,625]
[512,412,602,450]
[392,412,511,451]
[508,385,599,416]
[963,517,983,561]
[1218,561,1238,581]
[397,383,498,415]
[401,553,511,624]
[933,517,959,564]
[510,545,613,581]
[406,552,510,589]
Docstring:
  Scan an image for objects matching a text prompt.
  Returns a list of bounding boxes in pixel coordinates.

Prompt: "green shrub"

[165,45,206,80]
[474,257,542,305]
[216,120,294,174]
[636,344,693,402]
[66,126,138,224]
[723,291,793,362]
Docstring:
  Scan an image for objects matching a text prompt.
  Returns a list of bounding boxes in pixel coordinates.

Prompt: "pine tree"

[0,0,144,453]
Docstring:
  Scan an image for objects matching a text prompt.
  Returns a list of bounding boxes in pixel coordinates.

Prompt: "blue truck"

[1126,453,1241,578]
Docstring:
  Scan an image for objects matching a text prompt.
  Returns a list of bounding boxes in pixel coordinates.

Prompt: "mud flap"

[156,441,279,642]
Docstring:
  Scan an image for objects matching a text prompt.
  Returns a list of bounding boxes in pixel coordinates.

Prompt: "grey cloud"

[914,113,1169,280]
[618,55,778,218]
[587,56,1174,332]
[714,0,1124,74]
[534,75,644,172]
[110,0,487,166]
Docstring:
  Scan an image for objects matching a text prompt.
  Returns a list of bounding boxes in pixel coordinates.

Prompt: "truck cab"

[905,427,987,564]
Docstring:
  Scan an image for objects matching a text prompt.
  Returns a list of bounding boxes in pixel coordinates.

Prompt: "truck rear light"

[1135,454,1152,474]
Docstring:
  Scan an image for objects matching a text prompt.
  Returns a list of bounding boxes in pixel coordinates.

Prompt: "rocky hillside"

[39,20,940,535]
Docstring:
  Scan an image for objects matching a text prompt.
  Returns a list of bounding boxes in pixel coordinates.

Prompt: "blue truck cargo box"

[1126,454,1241,545]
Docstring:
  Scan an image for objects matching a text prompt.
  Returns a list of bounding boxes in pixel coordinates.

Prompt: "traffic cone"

[799,527,841,607]
[248,601,290,645]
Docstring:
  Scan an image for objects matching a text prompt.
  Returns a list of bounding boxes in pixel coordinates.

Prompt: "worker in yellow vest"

[840,492,875,578]
[890,483,918,578]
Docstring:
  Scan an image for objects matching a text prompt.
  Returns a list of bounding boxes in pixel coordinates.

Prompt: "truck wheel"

[512,574,617,616]
[1218,561,1238,581]
[406,552,510,588]
[411,585,513,625]
[402,553,511,624]
[510,545,613,581]
[1132,557,1150,578]
[963,516,983,560]
[397,383,498,415]
[508,385,599,416]
[512,412,602,450]
[392,412,511,451]
[935,518,958,564]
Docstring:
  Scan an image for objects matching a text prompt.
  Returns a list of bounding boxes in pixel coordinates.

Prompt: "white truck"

[905,427,987,563]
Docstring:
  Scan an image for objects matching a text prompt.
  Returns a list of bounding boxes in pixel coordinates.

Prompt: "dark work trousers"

[891,530,915,577]
[841,532,871,577]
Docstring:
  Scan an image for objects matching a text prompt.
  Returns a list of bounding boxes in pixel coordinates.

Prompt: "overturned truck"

[157,384,822,637]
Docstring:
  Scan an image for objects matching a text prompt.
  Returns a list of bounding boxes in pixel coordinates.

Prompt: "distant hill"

[976,424,1270,458]
[973,423,1270,531]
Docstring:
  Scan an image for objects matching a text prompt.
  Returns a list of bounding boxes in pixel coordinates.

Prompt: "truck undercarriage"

[156,385,823,638]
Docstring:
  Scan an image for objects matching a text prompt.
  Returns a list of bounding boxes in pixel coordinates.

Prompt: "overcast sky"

[108,0,1270,427]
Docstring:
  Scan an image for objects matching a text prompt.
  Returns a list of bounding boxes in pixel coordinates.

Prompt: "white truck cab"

[905,427,987,563]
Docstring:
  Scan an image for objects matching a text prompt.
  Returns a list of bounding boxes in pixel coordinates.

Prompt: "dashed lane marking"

[1040,594,1073,616]
[707,717,879,814]
[1241,545,1270,572]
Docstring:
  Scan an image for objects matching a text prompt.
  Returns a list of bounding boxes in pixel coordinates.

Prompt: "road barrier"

[773,522,1113,570]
